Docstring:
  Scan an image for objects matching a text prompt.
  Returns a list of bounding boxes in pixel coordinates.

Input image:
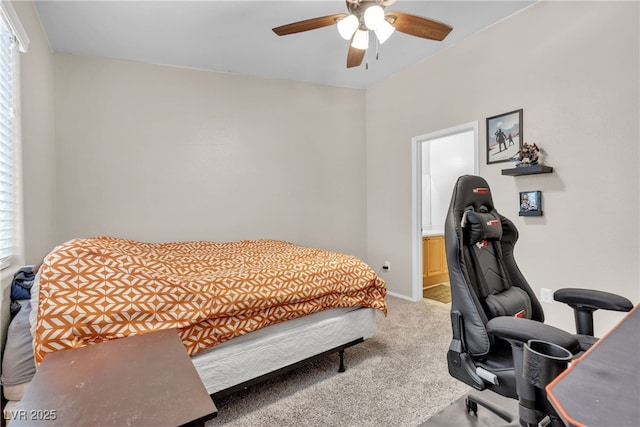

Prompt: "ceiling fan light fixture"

[337,14,359,40]
[374,19,395,44]
[364,5,385,30]
[351,29,369,50]
[272,2,454,69]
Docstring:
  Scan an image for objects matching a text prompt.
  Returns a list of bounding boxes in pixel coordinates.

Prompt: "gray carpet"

[206,296,470,426]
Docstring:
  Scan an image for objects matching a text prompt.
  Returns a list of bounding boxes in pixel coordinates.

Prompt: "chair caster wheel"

[465,398,478,416]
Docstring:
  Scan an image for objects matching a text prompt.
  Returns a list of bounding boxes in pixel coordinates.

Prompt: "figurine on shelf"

[516,142,543,167]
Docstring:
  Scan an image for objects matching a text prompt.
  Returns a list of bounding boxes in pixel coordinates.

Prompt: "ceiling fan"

[272,0,453,69]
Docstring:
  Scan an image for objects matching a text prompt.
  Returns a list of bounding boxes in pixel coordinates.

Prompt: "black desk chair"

[444,175,632,427]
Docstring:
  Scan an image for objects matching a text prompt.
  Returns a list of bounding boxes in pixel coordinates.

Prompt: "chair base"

[420,391,520,427]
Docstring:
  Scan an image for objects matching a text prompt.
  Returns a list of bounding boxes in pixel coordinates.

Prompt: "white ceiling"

[34,0,535,89]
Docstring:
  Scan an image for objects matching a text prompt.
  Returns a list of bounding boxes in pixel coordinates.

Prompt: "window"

[0,1,28,269]
[0,16,17,269]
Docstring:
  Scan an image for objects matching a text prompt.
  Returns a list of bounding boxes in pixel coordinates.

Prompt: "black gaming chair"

[444,175,633,427]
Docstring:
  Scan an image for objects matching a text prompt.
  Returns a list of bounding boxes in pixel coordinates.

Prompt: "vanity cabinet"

[422,235,449,287]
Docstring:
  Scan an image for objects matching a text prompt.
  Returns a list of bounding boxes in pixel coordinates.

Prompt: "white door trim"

[411,122,479,301]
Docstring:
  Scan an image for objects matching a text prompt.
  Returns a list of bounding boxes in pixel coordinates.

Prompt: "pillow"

[463,210,502,245]
[485,286,532,320]
[1,301,36,389]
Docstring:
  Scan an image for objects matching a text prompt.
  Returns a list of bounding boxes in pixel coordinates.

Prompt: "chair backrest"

[444,175,544,356]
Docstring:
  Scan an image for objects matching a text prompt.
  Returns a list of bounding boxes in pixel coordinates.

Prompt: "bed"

[2,237,387,411]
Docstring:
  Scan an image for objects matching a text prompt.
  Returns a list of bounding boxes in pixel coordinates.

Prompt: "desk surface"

[10,329,217,426]
[547,304,640,427]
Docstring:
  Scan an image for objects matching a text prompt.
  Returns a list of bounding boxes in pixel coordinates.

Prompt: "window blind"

[0,17,17,270]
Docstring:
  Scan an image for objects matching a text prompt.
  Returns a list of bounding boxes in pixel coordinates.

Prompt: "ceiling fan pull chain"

[365,44,369,70]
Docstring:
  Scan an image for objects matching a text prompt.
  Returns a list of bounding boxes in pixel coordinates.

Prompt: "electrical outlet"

[540,288,553,304]
[382,261,391,271]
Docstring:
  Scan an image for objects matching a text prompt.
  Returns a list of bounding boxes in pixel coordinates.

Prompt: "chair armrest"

[554,288,633,336]
[487,317,580,354]
[553,288,633,312]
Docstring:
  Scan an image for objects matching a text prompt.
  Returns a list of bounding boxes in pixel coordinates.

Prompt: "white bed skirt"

[192,306,377,395]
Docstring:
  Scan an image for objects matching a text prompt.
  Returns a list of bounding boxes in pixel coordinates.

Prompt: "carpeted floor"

[423,283,452,304]
[206,296,469,426]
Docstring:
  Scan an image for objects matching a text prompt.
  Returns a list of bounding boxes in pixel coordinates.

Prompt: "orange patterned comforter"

[34,237,387,363]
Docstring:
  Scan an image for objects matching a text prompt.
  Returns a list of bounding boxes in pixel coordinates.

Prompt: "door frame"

[410,122,479,301]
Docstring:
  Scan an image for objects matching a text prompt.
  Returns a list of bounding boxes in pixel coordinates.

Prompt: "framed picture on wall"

[486,109,523,164]
[519,190,542,216]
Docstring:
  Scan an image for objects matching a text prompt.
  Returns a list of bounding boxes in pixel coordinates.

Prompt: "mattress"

[193,306,376,395]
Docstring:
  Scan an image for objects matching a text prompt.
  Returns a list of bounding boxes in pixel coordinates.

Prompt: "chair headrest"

[449,175,503,245]
[462,210,503,245]
[451,175,496,213]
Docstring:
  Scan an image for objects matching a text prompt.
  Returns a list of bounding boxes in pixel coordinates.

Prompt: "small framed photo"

[519,190,542,216]
[486,109,523,164]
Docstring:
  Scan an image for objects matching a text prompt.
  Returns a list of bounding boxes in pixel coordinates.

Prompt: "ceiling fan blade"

[382,0,399,6]
[387,11,453,41]
[347,44,365,68]
[273,14,347,36]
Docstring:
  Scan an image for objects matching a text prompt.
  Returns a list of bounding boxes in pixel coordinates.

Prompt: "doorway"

[411,122,478,302]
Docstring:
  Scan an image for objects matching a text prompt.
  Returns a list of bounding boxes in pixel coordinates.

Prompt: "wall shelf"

[519,210,543,217]
[502,164,553,176]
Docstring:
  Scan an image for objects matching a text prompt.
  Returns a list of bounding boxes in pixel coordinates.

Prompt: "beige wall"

[366,1,639,334]
[6,1,638,340]
[53,54,368,259]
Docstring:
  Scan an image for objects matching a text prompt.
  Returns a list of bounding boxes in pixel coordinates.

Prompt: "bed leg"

[338,349,345,372]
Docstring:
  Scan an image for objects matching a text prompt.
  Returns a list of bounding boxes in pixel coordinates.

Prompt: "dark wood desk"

[547,304,640,426]
[8,329,217,426]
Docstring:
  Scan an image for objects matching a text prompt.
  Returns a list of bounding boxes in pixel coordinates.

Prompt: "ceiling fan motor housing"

[347,0,387,25]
